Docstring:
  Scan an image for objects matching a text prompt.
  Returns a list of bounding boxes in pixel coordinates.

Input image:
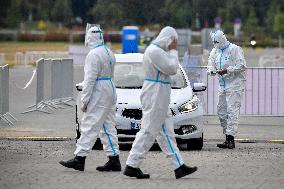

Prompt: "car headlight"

[181,125,197,134]
[178,97,199,113]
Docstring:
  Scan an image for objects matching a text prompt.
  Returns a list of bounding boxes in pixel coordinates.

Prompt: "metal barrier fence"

[22,58,74,114]
[0,65,17,125]
[68,46,89,65]
[15,51,69,65]
[181,65,284,116]
[176,29,192,58]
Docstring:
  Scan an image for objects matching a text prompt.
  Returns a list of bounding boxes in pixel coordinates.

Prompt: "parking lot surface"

[0,140,283,189]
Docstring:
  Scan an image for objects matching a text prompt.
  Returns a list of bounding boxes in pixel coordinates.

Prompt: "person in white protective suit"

[123,26,198,179]
[59,25,121,172]
[207,30,246,149]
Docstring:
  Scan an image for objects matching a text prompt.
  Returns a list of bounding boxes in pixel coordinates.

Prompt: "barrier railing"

[22,58,74,114]
[181,64,284,116]
[0,65,17,125]
[14,51,69,65]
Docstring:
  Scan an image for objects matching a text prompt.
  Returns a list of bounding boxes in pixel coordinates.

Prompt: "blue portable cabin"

[122,26,139,54]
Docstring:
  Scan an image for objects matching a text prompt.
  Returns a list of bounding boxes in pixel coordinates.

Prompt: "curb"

[0,136,74,141]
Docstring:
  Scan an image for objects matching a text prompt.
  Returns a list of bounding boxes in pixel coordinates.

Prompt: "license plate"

[131,121,141,129]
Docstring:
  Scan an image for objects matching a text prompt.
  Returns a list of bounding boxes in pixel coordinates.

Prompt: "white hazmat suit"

[207,30,246,137]
[74,25,119,157]
[126,26,185,169]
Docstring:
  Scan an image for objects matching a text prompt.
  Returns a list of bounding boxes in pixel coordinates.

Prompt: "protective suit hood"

[85,25,104,49]
[152,26,178,51]
[210,30,229,49]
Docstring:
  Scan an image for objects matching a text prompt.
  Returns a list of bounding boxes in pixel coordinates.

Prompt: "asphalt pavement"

[0,140,283,189]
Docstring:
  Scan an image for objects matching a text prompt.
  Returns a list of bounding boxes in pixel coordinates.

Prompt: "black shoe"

[227,135,235,149]
[59,156,86,171]
[217,140,229,148]
[123,165,150,179]
[217,135,229,148]
[174,164,198,179]
[96,156,122,172]
[217,135,235,149]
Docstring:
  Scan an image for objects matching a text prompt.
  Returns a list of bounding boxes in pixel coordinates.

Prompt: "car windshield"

[114,62,187,89]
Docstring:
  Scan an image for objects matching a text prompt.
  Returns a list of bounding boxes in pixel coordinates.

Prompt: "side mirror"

[192,82,207,92]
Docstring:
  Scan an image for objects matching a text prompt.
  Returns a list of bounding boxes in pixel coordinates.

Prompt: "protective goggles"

[91,30,102,34]
[213,40,219,44]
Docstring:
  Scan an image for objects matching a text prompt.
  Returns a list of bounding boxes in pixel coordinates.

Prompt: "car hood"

[116,87,193,107]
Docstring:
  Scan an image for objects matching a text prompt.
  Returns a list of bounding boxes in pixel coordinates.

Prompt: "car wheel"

[186,133,203,151]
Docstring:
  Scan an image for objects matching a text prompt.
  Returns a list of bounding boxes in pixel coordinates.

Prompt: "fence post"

[49,58,73,106]
[61,58,74,99]
[22,57,74,114]
[0,64,17,125]
[21,59,52,114]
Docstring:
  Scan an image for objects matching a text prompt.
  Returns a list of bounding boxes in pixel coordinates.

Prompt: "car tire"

[186,133,203,151]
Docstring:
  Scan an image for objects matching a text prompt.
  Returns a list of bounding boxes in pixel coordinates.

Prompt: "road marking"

[207,138,284,144]
[235,138,257,143]
[268,140,284,143]
[0,136,283,143]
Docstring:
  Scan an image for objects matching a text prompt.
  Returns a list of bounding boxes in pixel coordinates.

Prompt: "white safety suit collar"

[219,42,231,51]
[210,30,229,49]
[152,26,178,51]
[85,26,104,49]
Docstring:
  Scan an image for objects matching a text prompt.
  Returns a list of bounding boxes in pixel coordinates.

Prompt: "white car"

[76,53,206,150]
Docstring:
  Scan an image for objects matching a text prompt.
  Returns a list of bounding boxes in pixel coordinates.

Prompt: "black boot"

[174,164,198,179]
[96,156,121,172]
[59,156,86,171]
[217,135,229,148]
[227,135,235,149]
[217,135,235,149]
[123,165,150,179]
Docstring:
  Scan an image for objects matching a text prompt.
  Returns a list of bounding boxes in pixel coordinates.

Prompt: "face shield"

[210,30,228,49]
[85,23,104,48]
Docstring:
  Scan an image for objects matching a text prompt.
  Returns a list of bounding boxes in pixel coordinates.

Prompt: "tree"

[72,0,97,24]
[274,11,284,47]
[0,0,11,27]
[6,0,30,28]
[244,7,259,34]
[159,0,191,28]
[90,0,123,29]
[51,0,73,25]
[265,2,278,33]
